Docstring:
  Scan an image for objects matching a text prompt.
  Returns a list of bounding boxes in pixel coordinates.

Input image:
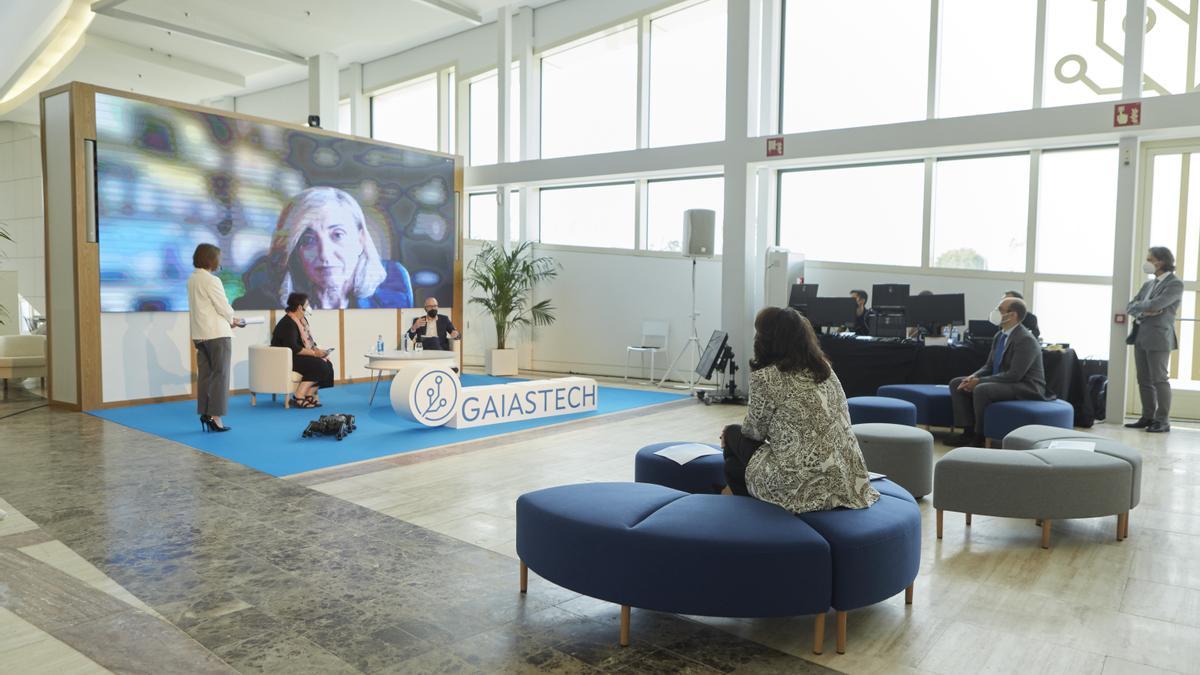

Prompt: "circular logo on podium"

[410,367,460,426]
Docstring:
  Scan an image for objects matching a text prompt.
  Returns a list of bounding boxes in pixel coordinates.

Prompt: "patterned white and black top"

[742,364,880,514]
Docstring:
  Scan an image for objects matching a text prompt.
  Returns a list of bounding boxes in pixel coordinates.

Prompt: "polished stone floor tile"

[6,386,1200,673]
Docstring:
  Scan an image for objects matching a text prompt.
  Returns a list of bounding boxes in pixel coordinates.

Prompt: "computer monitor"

[807,297,858,327]
[788,284,819,310]
[696,330,730,380]
[907,293,966,326]
[872,284,910,310]
[968,320,998,340]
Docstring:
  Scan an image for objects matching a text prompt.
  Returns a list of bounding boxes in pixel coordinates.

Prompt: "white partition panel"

[43,92,77,405]
[229,310,271,390]
[344,309,400,380]
[101,312,191,402]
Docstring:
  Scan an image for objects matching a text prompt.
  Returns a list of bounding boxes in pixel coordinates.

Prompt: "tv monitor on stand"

[907,293,966,335]
[807,297,859,332]
[788,284,819,316]
[871,284,910,338]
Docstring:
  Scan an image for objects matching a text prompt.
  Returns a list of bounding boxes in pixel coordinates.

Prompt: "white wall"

[98,306,413,404]
[457,240,723,380]
[0,270,17,336]
[0,122,44,316]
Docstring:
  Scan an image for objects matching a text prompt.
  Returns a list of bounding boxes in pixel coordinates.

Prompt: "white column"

[497,5,514,247]
[307,52,338,130]
[721,0,756,392]
[1106,0,1147,424]
[518,5,540,161]
[345,62,369,137]
[497,5,514,164]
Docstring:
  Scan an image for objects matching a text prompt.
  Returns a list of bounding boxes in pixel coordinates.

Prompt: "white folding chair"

[625,320,669,382]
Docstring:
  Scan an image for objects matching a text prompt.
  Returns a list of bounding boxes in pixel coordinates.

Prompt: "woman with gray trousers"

[1126,246,1183,433]
[188,243,242,432]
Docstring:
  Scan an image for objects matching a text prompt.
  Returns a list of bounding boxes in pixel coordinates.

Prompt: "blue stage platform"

[90,375,687,477]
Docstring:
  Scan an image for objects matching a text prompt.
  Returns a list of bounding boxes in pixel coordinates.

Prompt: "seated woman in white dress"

[721,306,880,513]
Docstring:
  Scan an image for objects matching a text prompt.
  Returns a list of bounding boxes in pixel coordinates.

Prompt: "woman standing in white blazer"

[188,243,242,432]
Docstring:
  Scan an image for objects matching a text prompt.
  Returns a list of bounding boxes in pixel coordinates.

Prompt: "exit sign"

[1114,102,1141,127]
[766,137,784,157]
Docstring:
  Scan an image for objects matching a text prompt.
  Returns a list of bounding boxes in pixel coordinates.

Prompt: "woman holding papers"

[187,243,243,432]
[721,307,879,513]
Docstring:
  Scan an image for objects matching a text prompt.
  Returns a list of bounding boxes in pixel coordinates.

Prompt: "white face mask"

[988,308,1004,326]
[1142,261,1157,275]
[303,304,313,318]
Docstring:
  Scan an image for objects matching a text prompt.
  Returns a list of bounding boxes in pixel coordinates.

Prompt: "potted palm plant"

[467,241,558,376]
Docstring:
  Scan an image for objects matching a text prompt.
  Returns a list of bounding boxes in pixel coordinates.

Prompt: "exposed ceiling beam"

[89,0,132,11]
[92,7,308,66]
[85,34,247,87]
[411,0,483,24]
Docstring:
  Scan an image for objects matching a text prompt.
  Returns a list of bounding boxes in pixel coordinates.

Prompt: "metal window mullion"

[437,68,451,154]
[1025,150,1041,300]
[1172,153,1191,378]
[635,178,648,250]
[1032,0,1047,109]
[637,15,651,149]
[456,75,470,164]
[921,157,934,268]
[926,0,941,120]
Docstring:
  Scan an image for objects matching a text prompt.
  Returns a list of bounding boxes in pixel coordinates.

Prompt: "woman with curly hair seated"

[721,306,879,513]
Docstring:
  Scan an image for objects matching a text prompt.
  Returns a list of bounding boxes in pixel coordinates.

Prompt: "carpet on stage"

[89,375,688,477]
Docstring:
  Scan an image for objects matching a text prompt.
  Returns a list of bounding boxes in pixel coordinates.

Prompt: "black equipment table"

[818,335,1095,427]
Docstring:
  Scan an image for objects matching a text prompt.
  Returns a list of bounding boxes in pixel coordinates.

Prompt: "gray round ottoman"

[852,423,934,499]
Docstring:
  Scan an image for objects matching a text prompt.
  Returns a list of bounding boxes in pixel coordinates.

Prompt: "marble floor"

[2,373,1198,674]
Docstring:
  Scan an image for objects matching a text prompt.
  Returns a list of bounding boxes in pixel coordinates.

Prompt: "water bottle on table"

[414,337,423,353]
[376,334,384,353]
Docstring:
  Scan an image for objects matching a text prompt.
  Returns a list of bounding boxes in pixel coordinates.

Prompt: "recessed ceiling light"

[0,0,94,109]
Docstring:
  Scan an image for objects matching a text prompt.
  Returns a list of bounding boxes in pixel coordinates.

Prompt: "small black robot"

[302,414,357,441]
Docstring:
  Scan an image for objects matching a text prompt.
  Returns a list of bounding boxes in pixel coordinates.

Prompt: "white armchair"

[0,335,46,394]
[248,344,301,407]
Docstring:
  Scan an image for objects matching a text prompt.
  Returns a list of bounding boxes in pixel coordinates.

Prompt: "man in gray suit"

[1125,246,1184,433]
[944,297,1048,447]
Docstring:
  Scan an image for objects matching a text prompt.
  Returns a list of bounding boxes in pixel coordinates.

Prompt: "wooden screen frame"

[40,81,465,410]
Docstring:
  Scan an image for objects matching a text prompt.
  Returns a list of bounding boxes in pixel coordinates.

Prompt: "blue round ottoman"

[798,478,921,652]
[982,399,1074,442]
[847,396,917,426]
[876,384,954,427]
[635,442,725,494]
[516,482,833,620]
[515,479,919,656]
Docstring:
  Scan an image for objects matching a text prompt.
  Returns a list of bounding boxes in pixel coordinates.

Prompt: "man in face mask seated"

[407,297,459,351]
[944,297,1049,447]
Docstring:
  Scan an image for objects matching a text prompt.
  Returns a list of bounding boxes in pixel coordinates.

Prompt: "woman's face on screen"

[296,201,364,292]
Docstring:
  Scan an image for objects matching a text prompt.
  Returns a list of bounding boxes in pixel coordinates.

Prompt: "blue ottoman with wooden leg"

[847,396,918,426]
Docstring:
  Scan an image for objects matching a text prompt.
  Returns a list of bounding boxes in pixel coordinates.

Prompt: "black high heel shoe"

[200,415,232,433]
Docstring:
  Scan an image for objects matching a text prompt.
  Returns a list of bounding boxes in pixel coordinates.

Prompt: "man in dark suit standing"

[407,297,459,351]
[1125,246,1184,433]
[1004,290,1040,338]
[944,297,1048,447]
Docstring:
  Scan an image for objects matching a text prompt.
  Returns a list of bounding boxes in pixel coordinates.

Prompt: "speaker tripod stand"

[659,258,703,392]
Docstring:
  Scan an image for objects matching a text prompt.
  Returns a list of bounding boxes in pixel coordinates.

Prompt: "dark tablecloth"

[818,335,1095,427]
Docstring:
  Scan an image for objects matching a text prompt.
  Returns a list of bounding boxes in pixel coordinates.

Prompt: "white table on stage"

[363,350,457,405]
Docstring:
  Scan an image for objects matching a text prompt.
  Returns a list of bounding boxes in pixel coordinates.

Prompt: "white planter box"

[485,348,518,376]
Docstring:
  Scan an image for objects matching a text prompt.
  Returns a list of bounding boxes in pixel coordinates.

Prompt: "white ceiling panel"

[1,0,560,125]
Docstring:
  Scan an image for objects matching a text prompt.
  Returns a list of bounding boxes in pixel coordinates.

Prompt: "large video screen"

[95,92,457,312]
